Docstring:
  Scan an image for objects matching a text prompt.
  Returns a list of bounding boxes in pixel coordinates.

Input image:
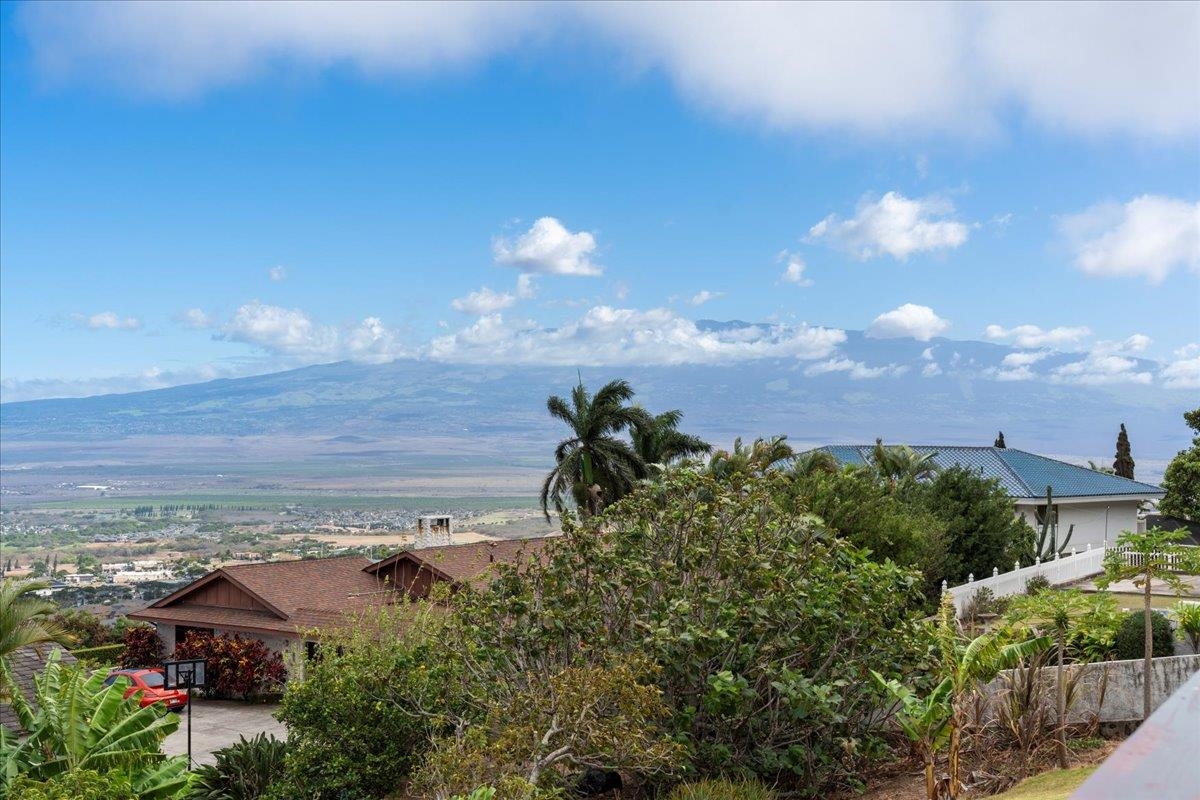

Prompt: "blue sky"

[1,2,1198,401]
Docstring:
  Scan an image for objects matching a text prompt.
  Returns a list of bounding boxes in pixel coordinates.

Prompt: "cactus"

[1033,485,1074,561]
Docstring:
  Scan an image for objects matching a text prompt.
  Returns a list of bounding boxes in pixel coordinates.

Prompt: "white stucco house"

[817,445,1165,551]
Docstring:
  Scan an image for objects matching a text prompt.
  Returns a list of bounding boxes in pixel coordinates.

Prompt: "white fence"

[946,545,1107,614]
[945,543,1198,614]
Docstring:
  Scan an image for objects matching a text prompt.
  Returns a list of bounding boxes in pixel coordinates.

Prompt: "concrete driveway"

[162,697,287,767]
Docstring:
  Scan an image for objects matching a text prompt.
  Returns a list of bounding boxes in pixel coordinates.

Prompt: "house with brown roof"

[128,537,549,657]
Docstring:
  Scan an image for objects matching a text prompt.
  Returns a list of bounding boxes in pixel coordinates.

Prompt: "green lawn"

[990,767,1097,800]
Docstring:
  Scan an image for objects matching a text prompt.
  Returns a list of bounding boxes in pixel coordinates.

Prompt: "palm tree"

[630,408,711,470]
[707,435,794,485]
[541,378,649,520]
[0,578,73,702]
[870,438,939,488]
[791,448,840,478]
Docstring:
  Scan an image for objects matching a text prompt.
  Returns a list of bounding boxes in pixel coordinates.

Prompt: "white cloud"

[1051,353,1152,386]
[268,265,287,282]
[1162,344,1200,390]
[1093,334,1153,356]
[921,362,942,377]
[492,217,601,276]
[984,324,1092,349]
[1060,195,1200,283]
[516,273,537,299]
[19,3,1197,139]
[75,311,141,330]
[778,252,813,286]
[451,286,516,315]
[178,308,214,329]
[0,362,239,402]
[218,300,406,363]
[808,192,970,260]
[689,290,723,306]
[866,303,949,342]
[1001,350,1051,369]
[427,305,845,366]
[985,350,1051,382]
[804,357,908,380]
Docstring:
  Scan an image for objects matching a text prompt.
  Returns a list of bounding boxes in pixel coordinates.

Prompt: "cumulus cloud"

[1060,195,1200,283]
[866,303,949,342]
[178,308,214,329]
[1162,344,1200,390]
[984,324,1092,349]
[218,300,406,363]
[493,217,601,276]
[804,357,908,380]
[451,286,516,315]
[268,265,287,281]
[75,311,140,330]
[778,252,813,286]
[427,305,845,366]
[18,4,1196,138]
[808,192,970,260]
[985,350,1052,382]
[921,362,942,377]
[1050,353,1152,386]
[689,290,723,306]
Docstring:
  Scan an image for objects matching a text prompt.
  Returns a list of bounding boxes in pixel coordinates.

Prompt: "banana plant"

[875,596,1051,800]
[0,653,192,799]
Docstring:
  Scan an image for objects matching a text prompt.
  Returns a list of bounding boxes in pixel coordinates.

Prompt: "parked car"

[104,668,189,711]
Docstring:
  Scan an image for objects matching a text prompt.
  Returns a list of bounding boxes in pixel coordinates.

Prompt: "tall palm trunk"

[1055,629,1067,768]
[1143,578,1152,719]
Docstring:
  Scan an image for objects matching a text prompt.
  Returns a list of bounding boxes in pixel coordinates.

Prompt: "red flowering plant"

[119,624,165,668]
[169,631,287,700]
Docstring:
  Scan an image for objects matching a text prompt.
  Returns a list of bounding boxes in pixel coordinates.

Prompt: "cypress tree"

[994,431,1006,448]
[1114,423,1135,479]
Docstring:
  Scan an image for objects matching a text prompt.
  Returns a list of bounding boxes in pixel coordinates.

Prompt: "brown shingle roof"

[366,536,552,588]
[129,555,394,637]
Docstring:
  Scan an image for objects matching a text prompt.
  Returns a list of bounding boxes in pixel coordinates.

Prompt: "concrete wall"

[1015,500,1140,551]
[986,654,1200,723]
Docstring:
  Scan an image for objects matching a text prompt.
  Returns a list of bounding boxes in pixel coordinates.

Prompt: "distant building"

[63,573,96,585]
[815,445,1165,550]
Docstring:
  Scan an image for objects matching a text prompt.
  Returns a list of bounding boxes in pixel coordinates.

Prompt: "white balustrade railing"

[945,544,1107,614]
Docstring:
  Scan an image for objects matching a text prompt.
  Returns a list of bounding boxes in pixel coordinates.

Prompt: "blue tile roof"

[817,445,1164,499]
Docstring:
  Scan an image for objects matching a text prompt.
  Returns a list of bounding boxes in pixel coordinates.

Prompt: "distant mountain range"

[1,330,1192,484]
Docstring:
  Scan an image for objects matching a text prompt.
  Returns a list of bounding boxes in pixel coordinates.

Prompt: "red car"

[104,669,189,711]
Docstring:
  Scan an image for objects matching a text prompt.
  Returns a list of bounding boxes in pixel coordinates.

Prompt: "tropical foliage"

[875,596,1052,800]
[1160,408,1200,522]
[631,408,711,468]
[1173,601,1200,653]
[540,378,649,519]
[121,624,165,669]
[1098,527,1196,718]
[169,631,286,700]
[0,578,74,700]
[189,734,287,800]
[0,654,190,800]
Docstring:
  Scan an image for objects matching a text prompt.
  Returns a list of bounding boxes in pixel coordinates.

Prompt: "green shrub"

[190,734,287,800]
[72,642,125,667]
[666,779,778,800]
[1025,575,1051,595]
[274,604,462,799]
[1113,611,1175,660]
[10,769,137,800]
[120,624,164,668]
[451,469,930,794]
[1173,602,1200,653]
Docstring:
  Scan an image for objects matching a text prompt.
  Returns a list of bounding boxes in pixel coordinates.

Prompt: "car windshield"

[141,672,165,688]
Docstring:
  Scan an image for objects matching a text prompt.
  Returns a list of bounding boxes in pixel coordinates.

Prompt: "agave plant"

[0,653,191,799]
[190,733,287,800]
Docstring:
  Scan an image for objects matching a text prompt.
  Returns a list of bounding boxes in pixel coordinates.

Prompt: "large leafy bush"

[449,469,930,794]
[273,604,462,800]
[10,769,138,800]
[169,631,286,700]
[121,624,165,668]
[1112,610,1175,660]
